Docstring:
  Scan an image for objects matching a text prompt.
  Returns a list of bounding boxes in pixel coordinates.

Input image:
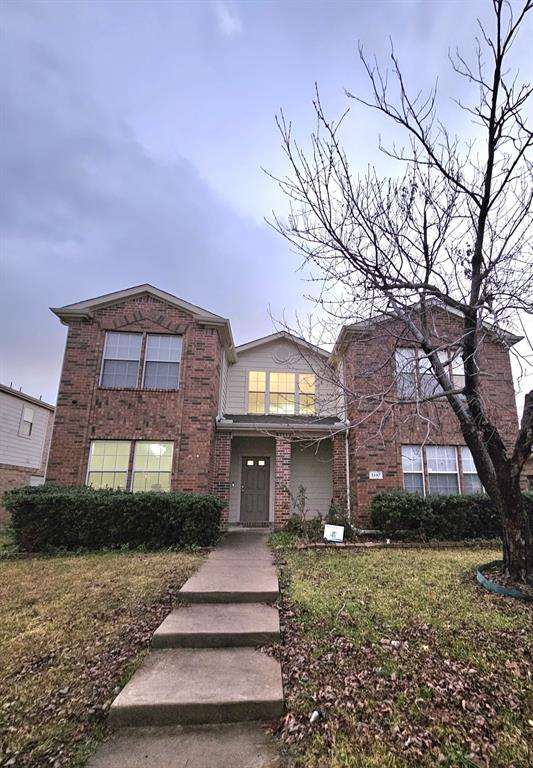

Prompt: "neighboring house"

[46,284,522,527]
[0,384,55,526]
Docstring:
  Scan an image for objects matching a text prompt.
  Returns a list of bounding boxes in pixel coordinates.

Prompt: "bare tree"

[270,0,533,583]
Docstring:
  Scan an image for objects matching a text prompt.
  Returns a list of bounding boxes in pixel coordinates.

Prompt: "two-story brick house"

[46,284,521,527]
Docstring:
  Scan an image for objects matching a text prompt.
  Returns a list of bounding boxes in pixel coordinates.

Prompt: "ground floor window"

[87,441,130,489]
[402,444,482,496]
[131,441,173,492]
[87,440,173,491]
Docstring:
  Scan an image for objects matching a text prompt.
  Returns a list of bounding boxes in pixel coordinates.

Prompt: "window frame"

[19,405,34,438]
[99,331,182,391]
[396,347,463,401]
[131,441,174,492]
[86,440,131,489]
[246,370,317,416]
[401,445,426,495]
[141,334,182,391]
[460,446,484,494]
[425,445,460,496]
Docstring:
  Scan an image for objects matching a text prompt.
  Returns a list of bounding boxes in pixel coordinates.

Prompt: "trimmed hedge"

[371,490,533,540]
[3,485,224,552]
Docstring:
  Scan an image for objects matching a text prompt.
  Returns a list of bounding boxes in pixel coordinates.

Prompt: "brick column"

[274,435,292,529]
[213,431,232,528]
[332,432,348,515]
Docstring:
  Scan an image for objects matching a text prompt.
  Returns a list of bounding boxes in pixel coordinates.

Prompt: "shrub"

[326,501,356,541]
[371,490,533,541]
[370,491,434,539]
[3,485,224,552]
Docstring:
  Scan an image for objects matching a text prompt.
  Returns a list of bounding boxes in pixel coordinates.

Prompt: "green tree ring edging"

[475,560,533,602]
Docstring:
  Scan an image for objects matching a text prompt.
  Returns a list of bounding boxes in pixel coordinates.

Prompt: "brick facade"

[274,435,292,527]
[47,295,223,496]
[213,431,232,527]
[332,432,348,514]
[342,308,520,524]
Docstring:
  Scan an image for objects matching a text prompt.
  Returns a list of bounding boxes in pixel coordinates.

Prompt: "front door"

[240,457,270,523]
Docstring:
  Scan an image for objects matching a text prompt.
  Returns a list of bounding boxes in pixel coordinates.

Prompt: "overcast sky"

[1,0,531,409]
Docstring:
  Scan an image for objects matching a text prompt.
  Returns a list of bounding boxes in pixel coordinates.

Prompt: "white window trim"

[396,347,462,400]
[131,441,174,492]
[425,445,460,495]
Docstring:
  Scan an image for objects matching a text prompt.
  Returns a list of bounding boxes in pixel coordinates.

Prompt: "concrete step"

[109,648,284,727]
[179,564,279,604]
[152,603,280,648]
[86,722,280,768]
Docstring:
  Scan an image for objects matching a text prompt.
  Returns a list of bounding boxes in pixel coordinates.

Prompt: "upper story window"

[247,371,316,416]
[143,335,182,389]
[395,348,464,400]
[19,405,34,437]
[100,331,182,390]
[101,332,142,388]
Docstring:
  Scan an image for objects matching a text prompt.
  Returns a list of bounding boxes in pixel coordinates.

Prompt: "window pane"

[460,447,477,474]
[104,332,142,361]
[299,373,315,395]
[101,359,139,388]
[428,473,459,495]
[395,349,417,399]
[89,441,130,473]
[299,393,316,416]
[426,446,457,474]
[248,371,266,392]
[270,372,295,393]
[269,392,296,415]
[451,352,465,390]
[133,442,173,472]
[145,335,182,362]
[404,473,424,495]
[419,354,444,398]
[143,361,180,389]
[88,471,127,489]
[401,445,423,473]
[248,392,265,414]
[463,474,483,494]
[20,420,32,437]
[132,472,171,492]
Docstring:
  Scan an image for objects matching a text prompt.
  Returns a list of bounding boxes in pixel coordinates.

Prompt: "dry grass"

[274,548,533,768]
[0,550,204,767]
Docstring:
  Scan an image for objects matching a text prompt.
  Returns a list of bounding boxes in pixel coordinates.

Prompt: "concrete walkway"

[88,531,283,768]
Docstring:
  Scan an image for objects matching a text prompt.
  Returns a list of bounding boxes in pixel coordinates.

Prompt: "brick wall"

[274,435,292,527]
[46,295,223,495]
[213,431,232,527]
[332,432,348,513]
[342,308,520,523]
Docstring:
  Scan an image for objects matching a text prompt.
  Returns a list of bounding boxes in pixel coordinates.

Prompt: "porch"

[213,424,348,528]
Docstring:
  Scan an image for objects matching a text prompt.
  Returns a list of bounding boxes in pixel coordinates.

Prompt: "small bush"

[371,490,532,541]
[3,485,224,552]
[326,501,356,541]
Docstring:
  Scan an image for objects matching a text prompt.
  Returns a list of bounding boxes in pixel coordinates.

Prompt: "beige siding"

[228,436,275,522]
[290,440,333,518]
[225,339,340,416]
[0,392,53,469]
[219,350,229,416]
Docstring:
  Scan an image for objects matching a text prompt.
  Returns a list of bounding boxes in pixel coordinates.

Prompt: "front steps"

[152,603,280,648]
[89,531,283,767]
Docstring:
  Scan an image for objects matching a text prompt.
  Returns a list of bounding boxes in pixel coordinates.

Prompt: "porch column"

[213,431,232,529]
[274,435,291,528]
[332,432,348,515]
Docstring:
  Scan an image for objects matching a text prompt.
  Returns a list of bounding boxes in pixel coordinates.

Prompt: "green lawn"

[274,548,533,768]
[0,550,204,768]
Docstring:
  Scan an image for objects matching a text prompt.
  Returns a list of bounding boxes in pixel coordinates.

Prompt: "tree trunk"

[499,478,533,585]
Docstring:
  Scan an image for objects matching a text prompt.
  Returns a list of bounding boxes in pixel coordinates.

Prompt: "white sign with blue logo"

[323,524,344,543]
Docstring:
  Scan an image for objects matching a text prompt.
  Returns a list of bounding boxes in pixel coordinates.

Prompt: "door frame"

[239,455,271,523]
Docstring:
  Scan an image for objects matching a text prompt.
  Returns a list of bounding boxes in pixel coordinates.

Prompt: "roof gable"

[235,331,330,359]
